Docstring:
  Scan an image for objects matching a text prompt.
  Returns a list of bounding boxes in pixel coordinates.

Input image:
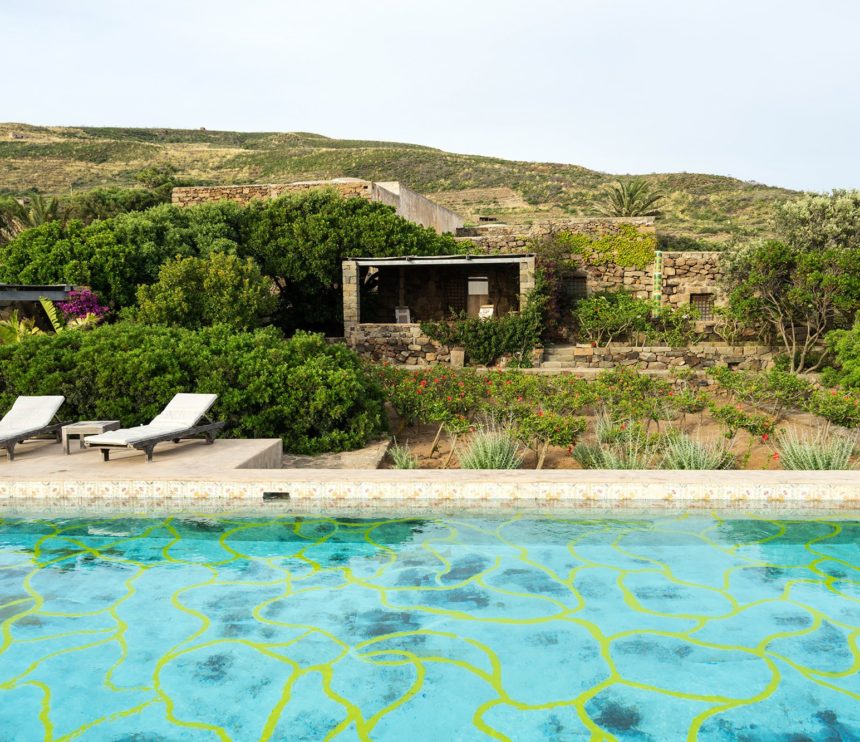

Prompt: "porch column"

[518,256,535,309]
[342,260,360,340]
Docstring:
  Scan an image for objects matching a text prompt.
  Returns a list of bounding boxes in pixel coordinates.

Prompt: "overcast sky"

[2,0,858,191]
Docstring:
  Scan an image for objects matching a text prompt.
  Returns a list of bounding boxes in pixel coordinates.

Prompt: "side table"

[62,421,121,455]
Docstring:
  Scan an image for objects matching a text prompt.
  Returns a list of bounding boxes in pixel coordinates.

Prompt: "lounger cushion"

[85,393,218,448]
[150,393,218,428]
[0,396,65,440]
[85,423,188,446]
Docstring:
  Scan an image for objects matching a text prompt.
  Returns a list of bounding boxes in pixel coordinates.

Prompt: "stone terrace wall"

[172,180,373,207]
[661,251,724,308]
[346,324,450,365]
[541,344,775,371]
[457,216,656,253]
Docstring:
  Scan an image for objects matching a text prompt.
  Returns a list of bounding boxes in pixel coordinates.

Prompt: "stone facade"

[541,344,775,372]
[346,323,450,365]
[660,251,723,309]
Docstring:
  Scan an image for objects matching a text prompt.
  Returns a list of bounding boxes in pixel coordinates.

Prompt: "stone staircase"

[540,344,590,369]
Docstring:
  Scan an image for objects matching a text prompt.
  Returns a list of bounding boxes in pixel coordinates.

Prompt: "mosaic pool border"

[0,470,857,516]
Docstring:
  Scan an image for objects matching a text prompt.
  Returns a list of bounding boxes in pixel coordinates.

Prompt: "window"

[690,293,715,321]
[563,276,588,303]
[445,277,466,313]
[467,276,489,318]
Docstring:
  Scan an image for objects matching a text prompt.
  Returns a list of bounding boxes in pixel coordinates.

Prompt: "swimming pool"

[0,514,858,740]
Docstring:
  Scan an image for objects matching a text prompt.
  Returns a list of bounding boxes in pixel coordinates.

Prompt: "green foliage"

[555,225,658,270]
[805,389,860,429]
[61,187,170,223]
[709,403,776,439]
[660,433,735,470]
[649,304,702,347]
[421,289,545,367]
[458,426,523,470]
[0,190,457,333]
[824,320,860,389]
[595,178,664,217]
[775,427,856,470]
[707,366,813,420]
[721,192,860,371]
[0,324,386,454]
[239,189,460,333]
[0,310,40,344]
[775,190,860,252]
[134,253,277,330]
[0,201,246,308]
[572,291,651,346]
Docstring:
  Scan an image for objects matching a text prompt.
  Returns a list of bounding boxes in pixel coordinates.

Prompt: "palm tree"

[596,178,664,217]
[0,193,63,243]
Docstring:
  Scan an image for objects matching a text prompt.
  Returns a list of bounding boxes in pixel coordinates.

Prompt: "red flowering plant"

[514,410,587,469]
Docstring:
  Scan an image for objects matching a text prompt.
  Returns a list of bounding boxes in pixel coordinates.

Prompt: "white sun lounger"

[0,395,65,461]
[85,393,224,463]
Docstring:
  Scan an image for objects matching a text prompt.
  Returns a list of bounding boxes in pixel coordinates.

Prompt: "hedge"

[0,324,386,454]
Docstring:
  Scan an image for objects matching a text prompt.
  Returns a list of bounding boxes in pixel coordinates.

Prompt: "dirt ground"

[382,400,827,471]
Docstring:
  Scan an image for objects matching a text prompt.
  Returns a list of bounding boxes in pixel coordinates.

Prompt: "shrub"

[57,289,110,321]
[388,441,418,469]
[660,433,735,470]
[421,289,545,367]
[805,389,860,429]
[647,303,701,347]
[824,320,860,390]
[709,403,776,440]
[458,426,523,469]
[572,291,651,346]
[775,427,856,470]
[134,253,277,330]
[0,324,386,454]
[0,190,458,332]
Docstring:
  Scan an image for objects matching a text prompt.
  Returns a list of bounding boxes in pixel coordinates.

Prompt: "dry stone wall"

[172,180,373,207]
[346,324,451,365]
[541,344,775,372]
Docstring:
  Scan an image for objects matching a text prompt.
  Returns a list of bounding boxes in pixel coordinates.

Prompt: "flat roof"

[0,283,74,302]
[349,254,534,267]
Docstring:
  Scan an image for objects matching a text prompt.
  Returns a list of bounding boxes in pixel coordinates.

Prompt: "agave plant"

[775,427,856,470]
[596,178,664,217]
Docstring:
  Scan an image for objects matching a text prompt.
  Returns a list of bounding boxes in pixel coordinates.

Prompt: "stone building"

[173,176,728,365]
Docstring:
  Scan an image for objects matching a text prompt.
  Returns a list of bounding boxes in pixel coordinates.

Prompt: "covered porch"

[342,254,535,329]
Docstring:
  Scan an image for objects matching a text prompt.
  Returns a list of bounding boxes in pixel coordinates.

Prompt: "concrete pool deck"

[0,437,858,516]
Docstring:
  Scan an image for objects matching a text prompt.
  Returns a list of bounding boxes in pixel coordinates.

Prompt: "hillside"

[0,123,798,244]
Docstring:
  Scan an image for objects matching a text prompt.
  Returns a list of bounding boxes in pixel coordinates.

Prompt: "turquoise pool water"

[0,515,858,741]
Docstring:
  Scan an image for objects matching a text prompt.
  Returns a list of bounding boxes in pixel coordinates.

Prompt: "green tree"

[595,178,664,217]
[135,253,277,330]
[721,239,860,372]
[775,189,860,252]
[239,189,460,333]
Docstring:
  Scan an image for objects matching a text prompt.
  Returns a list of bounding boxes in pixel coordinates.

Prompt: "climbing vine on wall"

[555,224,658,270]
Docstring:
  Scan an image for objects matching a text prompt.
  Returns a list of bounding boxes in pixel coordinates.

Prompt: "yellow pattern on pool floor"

[0,514,858,741]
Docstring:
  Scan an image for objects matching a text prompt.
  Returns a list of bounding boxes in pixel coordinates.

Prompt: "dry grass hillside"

[0,123,799,244]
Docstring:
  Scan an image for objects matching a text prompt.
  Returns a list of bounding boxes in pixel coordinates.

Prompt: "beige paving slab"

[0,438,282,480]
